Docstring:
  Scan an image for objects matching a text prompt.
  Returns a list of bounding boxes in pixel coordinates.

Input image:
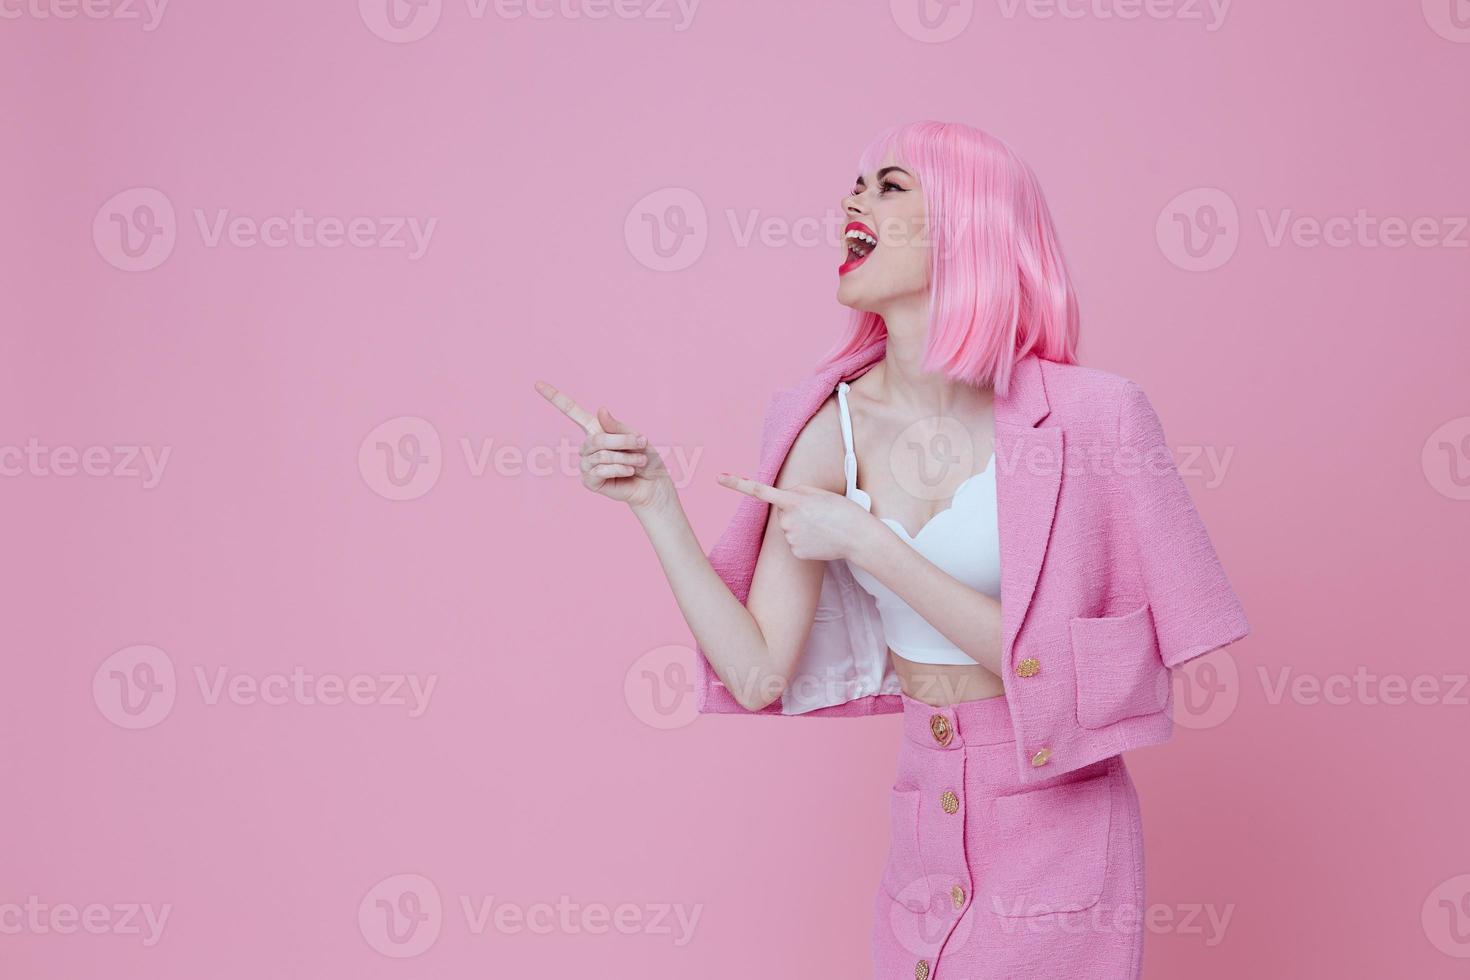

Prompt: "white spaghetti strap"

[835,383,856,454]
[833,375,1001,669]
[835,382,858,494]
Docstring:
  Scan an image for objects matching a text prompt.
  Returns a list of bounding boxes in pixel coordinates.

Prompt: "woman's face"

[836,153,930,314]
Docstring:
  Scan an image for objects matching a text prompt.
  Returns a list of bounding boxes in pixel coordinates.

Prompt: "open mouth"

[839,221,877,276]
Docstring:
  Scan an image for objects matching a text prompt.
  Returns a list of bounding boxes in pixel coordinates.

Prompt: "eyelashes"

[851,181,907,196]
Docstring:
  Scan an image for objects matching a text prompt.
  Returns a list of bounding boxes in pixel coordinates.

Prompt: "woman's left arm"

[718,476,1003,675]
[846,520,1004,675]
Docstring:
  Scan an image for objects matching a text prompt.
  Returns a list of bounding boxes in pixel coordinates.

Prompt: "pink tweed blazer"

[694,337,1249,783]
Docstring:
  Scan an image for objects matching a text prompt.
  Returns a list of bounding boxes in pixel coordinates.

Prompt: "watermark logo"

[360,425,705,501]
[359,416,443,501]
[1422,0,1470,42]
[1423,873,1470,957]
[622,202,959,270]
[93,188,177,272]
[1422,416,1470,501]
[625,188,707,272]
[624,644,698,729]
[359,0,443,42]
[94,189,438,270]
[888,414,983,505]
[1156,187,1239,272]
[94,647,438,726]
[93,645,177,730]
[358,875,701,953]
[883,875,975,957]
[1169,649,1238,730]
[359,873,443,958]
[1160,187,1467,269]
[890,0,975,42]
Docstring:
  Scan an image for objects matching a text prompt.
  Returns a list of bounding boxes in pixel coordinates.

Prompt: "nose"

[843,189,867,217]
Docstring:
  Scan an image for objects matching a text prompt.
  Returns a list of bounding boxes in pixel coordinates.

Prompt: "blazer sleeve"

[1117,380,1250,669]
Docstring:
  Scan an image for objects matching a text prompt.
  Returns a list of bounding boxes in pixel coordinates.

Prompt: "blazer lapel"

[993,355,1061,664]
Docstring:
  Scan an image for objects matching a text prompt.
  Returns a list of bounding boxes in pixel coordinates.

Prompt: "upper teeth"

[845,229,877,246]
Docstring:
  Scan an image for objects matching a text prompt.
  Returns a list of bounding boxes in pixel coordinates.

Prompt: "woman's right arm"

[537,381,843,711]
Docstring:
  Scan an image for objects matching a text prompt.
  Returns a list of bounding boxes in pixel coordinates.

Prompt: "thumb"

[598,406,635,435]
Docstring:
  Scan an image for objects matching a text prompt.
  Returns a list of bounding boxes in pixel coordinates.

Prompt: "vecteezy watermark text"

[358,873,702,957]
[358,417,704,501]
[0,439,170,488]
[0,0,168,30]
[1258,667,1470,707]
[989,898,1235,945]
[358,0,701,43]
[93,188,437,272]
[1157,187,1468,271]
[0,897,171,947]
[93,645,439,730]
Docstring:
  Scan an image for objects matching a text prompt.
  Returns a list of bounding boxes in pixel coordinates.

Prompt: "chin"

[836,289,891,317]
[836,280,873,312]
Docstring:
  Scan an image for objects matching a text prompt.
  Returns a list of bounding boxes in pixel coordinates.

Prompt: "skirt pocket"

[983,770,1114,917]
[880,787,933,913]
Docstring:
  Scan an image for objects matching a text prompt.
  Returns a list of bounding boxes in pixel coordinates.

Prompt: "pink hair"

[817,120,1080,397]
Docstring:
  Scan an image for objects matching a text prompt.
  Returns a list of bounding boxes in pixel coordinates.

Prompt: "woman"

[538,120,1248,978]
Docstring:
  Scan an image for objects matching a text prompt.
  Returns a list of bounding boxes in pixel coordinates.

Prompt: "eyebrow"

[855,167,914,184]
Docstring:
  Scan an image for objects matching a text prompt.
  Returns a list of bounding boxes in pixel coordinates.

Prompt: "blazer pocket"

[1069,602,1171,730]
[985,772,1113,917]
[880,787,933,912]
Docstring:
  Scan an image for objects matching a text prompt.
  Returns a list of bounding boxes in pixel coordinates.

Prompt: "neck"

[870,298,991,414]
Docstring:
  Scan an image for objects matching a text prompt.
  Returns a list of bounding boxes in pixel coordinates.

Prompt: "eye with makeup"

[851,167,912,197]
[850,182,904,200]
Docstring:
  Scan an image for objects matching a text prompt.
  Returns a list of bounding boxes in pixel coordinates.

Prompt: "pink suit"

[691,337,1249,976]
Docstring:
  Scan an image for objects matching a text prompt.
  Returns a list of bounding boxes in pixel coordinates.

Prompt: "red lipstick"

[839,221,877,276]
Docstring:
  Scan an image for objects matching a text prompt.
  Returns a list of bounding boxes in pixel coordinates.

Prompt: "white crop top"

[835,381,1001,667]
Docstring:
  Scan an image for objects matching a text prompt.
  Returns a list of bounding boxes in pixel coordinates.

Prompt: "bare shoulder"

[775,392,846,494]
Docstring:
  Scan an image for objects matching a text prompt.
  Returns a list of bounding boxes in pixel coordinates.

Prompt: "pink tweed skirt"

[871,692,1145,979]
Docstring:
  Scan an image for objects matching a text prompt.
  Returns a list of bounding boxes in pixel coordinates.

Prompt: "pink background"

[3,1,1468,976]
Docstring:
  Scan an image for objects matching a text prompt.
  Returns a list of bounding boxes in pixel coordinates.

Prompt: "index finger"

[717,472,797,508]
[535,380,603,435]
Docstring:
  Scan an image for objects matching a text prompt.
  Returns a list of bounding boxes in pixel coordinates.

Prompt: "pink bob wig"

[816,120,1080,398]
